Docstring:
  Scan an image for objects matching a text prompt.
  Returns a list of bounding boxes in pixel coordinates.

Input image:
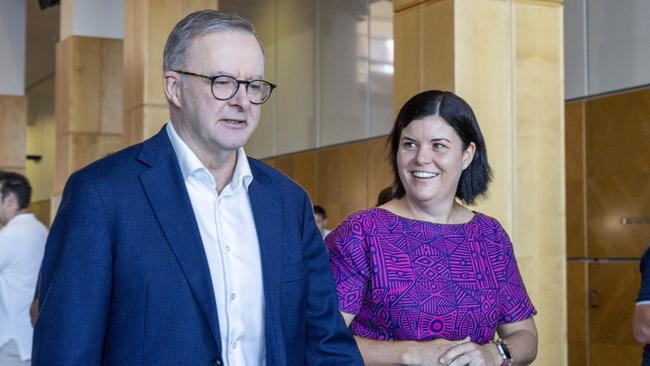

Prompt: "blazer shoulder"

[75,142,145,181]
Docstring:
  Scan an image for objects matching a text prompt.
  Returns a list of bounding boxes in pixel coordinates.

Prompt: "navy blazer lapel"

[137,129,222,349]
[248,159,286,365]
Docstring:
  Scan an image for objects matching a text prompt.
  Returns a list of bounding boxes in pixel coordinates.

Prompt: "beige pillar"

[53,36,123,196]
[0,96,27,175]
[123,0,219,146]
[394,1,566,365]
[53,0,124,220]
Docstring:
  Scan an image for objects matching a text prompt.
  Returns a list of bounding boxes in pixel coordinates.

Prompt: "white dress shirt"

[0,213,48,361]
[167,123,266,366]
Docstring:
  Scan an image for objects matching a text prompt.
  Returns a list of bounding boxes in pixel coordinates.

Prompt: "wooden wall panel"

[567,262,588,366]
[365,137,393,208]
[589,262,642,365]
[0,96,27,171]
[270,152,318,204]
[394,0,421,12]
[317,143,368,228]
[265,138,393,231]
[56,37,123,136]
[421,0,454,92]
[29,199,51,228]
[586,88,650,258]
[393,5,422,116]
[566,101,586,258]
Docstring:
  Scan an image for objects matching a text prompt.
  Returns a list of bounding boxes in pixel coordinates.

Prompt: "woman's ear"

[162,71,183,109]
[462,142,476,169]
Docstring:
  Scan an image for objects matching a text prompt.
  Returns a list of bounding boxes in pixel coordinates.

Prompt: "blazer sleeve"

[300,194,363,365]
[33,171,113,365]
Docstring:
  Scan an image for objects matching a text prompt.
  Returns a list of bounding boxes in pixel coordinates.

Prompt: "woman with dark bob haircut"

[326,90,538,365]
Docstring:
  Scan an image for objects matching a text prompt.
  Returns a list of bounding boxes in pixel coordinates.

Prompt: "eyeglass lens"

[212,75,273,104]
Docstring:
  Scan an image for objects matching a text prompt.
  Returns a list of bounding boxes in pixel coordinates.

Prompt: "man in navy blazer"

[33,10,362,366]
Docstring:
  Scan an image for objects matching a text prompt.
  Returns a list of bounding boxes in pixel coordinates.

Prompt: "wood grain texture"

[567,262,588,366]
[365,136,393,208]
[55,37,123,136]
[565,101,586,258]
[421,0,454,92]
[393,5,422,118]
[316,143,368,228]
[0,96,27,171]
[270,151,318,205]
[585,88,650,258]
[589,262,642,366]
[28,199,51,228]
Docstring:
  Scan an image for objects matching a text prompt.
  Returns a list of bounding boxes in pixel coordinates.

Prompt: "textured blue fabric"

[33,127,363,366]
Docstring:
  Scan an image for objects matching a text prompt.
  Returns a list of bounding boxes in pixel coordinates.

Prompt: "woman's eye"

[433,143,446,150]
[403,142,416,148]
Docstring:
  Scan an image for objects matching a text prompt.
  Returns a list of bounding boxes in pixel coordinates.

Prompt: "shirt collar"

[166,122,253,192]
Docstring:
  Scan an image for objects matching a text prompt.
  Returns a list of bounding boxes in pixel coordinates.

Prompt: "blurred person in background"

[0,171,47,366]
[313,205,331,238]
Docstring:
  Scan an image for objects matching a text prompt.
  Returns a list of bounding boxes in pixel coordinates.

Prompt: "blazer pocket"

[281,262,305,283]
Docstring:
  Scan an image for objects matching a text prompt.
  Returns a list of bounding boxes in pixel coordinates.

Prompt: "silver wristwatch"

[494,339,512,366]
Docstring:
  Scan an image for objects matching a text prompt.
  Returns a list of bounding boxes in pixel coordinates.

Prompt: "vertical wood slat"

[0,96,27,172]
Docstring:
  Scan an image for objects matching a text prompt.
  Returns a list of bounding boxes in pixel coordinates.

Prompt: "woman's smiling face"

[397,115,475,206]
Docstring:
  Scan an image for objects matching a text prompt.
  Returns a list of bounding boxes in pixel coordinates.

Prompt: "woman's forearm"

[354,336,465,366]
[500,329,538,366]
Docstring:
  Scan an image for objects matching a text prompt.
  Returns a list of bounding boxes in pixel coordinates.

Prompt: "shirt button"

[230,293,236,300]
[225,245,231,252]
[232,342,237,349]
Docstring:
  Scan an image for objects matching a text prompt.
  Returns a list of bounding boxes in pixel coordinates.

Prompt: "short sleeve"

[491,222,537,324]
[325,213,372,316]
[637,246,650,303]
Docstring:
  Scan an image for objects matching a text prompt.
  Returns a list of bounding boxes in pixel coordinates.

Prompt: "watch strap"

[494,339,512,366]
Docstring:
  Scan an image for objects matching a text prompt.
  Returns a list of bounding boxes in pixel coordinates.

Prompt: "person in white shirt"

[313,205,332,238]
[0,171,47,366]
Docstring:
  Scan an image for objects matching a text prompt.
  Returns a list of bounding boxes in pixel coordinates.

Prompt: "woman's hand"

[438,340,502,366]
[401,337,471,366]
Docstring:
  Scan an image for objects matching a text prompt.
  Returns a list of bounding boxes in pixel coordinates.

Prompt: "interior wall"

[264,136,393,229]
[26,76,56,225]
[565,86,650,365]
[220,0,394,159]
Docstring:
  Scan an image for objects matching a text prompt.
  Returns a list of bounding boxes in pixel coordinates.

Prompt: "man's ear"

[163,71,183,109]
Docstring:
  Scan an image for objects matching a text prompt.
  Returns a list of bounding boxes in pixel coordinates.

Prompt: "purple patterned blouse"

[326,208,536,344]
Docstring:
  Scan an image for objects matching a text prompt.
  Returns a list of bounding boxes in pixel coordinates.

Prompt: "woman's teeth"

[412,171,439,179]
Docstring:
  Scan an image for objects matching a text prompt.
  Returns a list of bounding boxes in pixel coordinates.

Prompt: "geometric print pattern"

[326,208,536,344]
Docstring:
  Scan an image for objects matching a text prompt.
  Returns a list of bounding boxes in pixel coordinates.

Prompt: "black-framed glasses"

[173,70,277,105]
